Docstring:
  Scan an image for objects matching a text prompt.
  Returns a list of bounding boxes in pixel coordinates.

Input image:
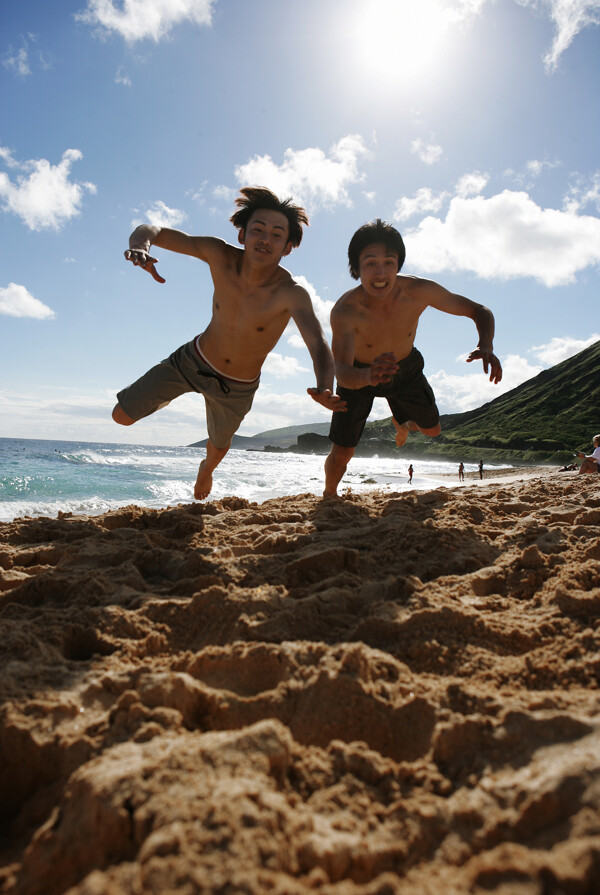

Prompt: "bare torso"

[337,275,425,364]
[198,243,297,379]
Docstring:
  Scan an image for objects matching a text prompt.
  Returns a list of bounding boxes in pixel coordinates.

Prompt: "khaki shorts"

[116,338,259,449]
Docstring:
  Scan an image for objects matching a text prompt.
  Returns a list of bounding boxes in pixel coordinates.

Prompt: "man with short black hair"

[324,219,502,496]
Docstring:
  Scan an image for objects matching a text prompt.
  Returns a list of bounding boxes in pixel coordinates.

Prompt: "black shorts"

[329,347,440,448]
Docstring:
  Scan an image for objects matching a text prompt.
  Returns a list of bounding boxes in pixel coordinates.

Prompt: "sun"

[350,0,453,87]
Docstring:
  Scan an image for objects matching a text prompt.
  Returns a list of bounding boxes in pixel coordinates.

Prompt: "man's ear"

[282,241,293,257]
[238,229,245,246]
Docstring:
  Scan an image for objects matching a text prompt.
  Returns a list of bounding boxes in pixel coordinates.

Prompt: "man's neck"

[239,250,283,287]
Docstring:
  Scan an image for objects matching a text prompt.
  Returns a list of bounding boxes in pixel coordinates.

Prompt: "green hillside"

[366,338,600,464]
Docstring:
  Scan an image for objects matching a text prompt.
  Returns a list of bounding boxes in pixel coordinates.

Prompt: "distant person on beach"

[323,219,502,496]
[408,464,414,484]
[113,187,345,500]
[458,462,464,482]
[576,434,600,474]
[479,459,484,480]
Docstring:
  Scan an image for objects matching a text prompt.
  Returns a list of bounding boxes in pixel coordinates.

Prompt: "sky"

[1,0,599,447]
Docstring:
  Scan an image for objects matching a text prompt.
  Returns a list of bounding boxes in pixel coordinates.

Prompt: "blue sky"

[1,0,599,446]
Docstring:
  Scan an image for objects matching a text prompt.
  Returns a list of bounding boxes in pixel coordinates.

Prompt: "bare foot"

[194,460,213,500]
[393,422,409,446]
[393,420,419,446]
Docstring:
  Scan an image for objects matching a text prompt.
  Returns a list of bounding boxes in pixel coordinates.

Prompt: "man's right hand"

[369,352,399,385]
[124,248,166,284]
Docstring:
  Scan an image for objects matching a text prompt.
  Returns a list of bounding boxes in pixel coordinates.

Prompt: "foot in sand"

[194,460,213,500]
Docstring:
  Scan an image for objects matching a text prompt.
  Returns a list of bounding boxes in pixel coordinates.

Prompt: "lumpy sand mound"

[1,470,599,894]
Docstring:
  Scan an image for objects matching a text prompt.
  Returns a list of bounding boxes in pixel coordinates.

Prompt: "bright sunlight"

[350,0,457,86]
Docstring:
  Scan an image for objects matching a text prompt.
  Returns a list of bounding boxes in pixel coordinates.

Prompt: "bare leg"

[324,444,355,497]
[578,459,599,475]
[393,419,441,446]
[112,403,135,426]
[195,439,230,500]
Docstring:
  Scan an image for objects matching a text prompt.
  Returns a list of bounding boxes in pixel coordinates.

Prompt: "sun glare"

[351,0,452,86]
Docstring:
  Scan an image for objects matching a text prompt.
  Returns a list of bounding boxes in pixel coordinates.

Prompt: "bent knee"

[112,403,135,426]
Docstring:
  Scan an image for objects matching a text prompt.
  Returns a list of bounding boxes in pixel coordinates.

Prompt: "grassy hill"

[365,338,600,464]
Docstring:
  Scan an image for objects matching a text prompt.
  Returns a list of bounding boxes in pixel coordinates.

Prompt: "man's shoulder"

[332,285,362,310]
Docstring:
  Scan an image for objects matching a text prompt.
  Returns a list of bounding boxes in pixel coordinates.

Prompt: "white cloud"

[411,139,443,165]
[530,333,600,364]
[292,275,334,335]
[132,200,186,228]
[262,353,310,378]
[114,65,131,86]
[0,148,96,231]
[230,135,369,211]
[394,187,448,223]
[286,333,305,349]
[563,171,600,213]
[0,147,18,168]
[405,189,600,286]
[0,283,56,319]
[516,0,600,71]
[237,386,333,435]
[212,184,237,203]
[455,170,489,197]
[2,46,30,77]
[76,0,214,43]
[429,354,543,413]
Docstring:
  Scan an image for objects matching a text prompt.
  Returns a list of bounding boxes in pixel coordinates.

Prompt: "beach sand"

[1,467,599,894]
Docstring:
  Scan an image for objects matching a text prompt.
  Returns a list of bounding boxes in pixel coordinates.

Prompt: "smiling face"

[358,242,400,298]
[239,208,292,263]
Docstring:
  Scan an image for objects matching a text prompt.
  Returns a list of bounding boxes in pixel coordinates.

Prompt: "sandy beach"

[1,467,599,894]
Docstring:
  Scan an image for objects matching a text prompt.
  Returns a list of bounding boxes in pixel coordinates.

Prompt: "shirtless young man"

[113,186,345,499]
[324,219,503,496]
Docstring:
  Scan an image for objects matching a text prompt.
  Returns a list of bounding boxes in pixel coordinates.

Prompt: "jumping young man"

[113,187,345,499]
[324,219,503,496]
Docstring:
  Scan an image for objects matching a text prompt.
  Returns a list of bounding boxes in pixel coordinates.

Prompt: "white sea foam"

[0,438,505,522]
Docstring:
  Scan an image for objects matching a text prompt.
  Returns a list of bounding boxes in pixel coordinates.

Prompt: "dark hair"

[347,219,406,279]
[230,186,309,248]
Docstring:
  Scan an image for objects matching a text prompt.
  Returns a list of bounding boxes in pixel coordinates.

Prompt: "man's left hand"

[307,388,347,412]
[466,349,503,384]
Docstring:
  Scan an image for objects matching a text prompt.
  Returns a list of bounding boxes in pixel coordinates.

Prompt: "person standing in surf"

[323,219,502,497]
[113,187,345,500]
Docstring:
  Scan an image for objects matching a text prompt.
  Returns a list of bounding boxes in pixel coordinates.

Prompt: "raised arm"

[419,279,503,383]
[289,286,346,413]
[124,225,228,283]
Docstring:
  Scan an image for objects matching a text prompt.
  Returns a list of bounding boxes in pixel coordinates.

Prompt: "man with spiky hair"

[323,219,502,497]
[113,187,345,500]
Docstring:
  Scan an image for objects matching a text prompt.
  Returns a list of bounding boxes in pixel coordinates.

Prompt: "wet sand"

[1,467,599,894]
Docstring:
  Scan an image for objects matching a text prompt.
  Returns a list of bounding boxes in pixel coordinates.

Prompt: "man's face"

[240,209,292,262]
[358,243,399,297]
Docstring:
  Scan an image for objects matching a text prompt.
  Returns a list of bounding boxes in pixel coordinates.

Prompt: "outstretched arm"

[289,288,346,412]
[419,280,503,383]
[124,225,227,283]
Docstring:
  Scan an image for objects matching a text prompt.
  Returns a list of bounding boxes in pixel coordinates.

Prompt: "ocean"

[0,437,500,522]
